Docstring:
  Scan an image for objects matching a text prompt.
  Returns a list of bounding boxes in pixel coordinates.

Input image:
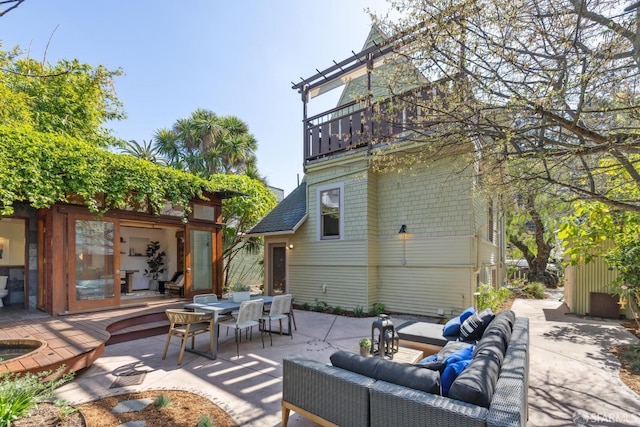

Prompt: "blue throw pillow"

[441,359,472,395]
[444,343,475,364]
[440,344,475,395]
[442,307,475,337]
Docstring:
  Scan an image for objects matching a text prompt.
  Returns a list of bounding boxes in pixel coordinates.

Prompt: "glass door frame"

[37,215,46,311]
[67,214,121,312]
[185,225,219,297]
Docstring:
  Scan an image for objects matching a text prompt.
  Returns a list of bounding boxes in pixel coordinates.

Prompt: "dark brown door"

[270,244,286,295]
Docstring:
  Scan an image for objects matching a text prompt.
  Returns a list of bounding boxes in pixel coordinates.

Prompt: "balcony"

[303,85,440,163]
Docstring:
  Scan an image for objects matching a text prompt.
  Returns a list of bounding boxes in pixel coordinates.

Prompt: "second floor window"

[320,187,341,239]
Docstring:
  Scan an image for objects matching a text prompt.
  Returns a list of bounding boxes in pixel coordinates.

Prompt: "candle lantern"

[370,314,399,359]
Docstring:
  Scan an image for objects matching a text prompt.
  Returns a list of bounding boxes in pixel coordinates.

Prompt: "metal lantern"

[370,314,399,359]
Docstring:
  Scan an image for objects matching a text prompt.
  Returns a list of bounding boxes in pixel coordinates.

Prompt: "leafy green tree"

[211,174,278,288]
[506,189,567,286]
[154,109,259,177]
[0,40,229,217]
[371,0,640,213]
[154,109,272,286]
[0,44,125,147]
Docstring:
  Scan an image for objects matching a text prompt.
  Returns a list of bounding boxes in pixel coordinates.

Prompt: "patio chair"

[159,271,182,295]
[193,293,232,321]
[163,272,184,297]
[162,308,213,365]
[261,294,293,345]
[218,299,264,358]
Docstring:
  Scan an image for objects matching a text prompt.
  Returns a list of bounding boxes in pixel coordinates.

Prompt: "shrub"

[476,284,513,312]
[523,282,546,299]
[154,394,171,408]
[312,299,329,312]
[301,302,310,311]
[54,399,79,419]
[0,367,73,426]
[332,306,344,315]
[369,303,385,317]
[231,283,250,292]
[197,414,214,427]
[353,305,366,317]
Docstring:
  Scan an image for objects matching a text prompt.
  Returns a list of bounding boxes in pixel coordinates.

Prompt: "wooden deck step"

[107,320,170,345]
[106,312,171,345]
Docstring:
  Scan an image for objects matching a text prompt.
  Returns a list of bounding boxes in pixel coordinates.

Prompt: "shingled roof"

[246,182,307,236]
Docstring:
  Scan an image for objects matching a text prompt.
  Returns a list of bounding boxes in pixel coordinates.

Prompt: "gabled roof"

[246,182,307,236]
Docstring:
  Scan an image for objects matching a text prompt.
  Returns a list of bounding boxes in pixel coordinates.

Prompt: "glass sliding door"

[69,217,119,311]
[190,229,213,292]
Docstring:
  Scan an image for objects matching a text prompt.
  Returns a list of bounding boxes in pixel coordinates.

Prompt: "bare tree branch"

[0,0,24,17]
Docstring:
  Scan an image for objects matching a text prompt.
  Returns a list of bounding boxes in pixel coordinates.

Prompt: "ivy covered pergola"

[0,125,246,315]
[0,126,238,216]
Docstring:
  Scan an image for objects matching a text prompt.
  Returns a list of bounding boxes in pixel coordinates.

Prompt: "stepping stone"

[112,398,154,414]
[116,422,146,427]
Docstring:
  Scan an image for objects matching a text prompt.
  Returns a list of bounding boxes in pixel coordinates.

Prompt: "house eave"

[246,214,307,237]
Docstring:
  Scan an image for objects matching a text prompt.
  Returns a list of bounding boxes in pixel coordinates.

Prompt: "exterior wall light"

[398,224,407,234]
[288,243,294,249]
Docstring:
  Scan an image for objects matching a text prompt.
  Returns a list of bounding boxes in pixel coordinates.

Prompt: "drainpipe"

[473,224,486,309]
[474,224,486,275]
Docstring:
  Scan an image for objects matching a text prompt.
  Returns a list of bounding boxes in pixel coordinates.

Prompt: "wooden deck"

[0,299,186,376]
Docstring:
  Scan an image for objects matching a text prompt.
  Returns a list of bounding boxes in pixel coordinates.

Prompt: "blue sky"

[1,0,390,196]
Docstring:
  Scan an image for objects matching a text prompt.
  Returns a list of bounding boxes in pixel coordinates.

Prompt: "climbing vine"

[0,125,241,217]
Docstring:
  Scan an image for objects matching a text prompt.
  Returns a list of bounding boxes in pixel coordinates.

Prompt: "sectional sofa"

[281,310,528,427]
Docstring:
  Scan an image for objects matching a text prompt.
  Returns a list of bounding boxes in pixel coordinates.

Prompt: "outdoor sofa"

[281,310,528,427]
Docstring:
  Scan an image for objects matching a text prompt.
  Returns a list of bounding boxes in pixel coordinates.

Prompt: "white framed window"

[317,183,344,240]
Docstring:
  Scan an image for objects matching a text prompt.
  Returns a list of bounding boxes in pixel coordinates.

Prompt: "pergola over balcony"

[292,23,445,164]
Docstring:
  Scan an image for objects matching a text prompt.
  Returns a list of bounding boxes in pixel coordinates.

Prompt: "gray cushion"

[437,341,474,361]
[496,309,516,328]
[473,332,506,364]
[448,353,501,408]
[396,321,458,347]
[330,350,441,394]
[478,311,513,353]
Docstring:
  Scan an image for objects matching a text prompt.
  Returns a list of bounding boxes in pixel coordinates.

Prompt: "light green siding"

[375,161,475,238]
[277,150,501,317]
[377,266,474,317]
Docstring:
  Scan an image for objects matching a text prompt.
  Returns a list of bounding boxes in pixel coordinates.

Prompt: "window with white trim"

[318,185,342,240]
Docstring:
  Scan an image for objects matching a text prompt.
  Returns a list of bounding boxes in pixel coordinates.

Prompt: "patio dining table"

[182,295,274,360]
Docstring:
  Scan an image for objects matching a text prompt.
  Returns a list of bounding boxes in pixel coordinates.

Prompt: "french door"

[68,215,120,311]
[185,226,218,296]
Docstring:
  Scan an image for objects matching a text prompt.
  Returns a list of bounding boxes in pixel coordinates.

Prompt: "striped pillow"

[459,309,494,341]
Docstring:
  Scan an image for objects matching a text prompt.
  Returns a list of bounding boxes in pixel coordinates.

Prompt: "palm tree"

[120,139,167,165]
[153,109,269,287]
[153,109,259,177]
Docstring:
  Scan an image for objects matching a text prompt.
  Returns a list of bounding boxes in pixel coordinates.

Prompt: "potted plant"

[144,241,166,291]
[231,283,251,302]
[359,337,371,357]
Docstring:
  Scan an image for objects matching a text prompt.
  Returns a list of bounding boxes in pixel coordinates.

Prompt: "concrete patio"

[51,295,640,426]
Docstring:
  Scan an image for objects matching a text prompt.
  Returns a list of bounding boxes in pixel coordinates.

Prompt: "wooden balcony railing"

[303,86,440,163]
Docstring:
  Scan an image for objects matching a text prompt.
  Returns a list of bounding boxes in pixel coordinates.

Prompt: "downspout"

[473,224,486,309]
